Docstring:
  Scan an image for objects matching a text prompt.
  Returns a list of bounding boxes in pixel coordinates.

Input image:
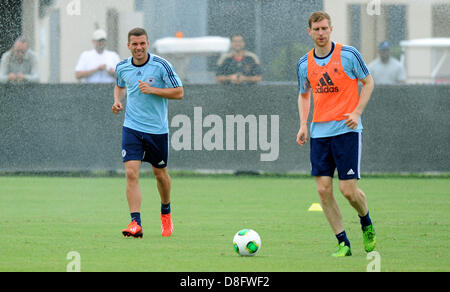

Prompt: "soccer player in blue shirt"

[112,28,183,238]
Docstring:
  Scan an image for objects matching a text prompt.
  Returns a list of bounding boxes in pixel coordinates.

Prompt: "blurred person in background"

[216,34,262,84]
[0,36,39,84]
[75,29,120,83]
[368,41,406,85]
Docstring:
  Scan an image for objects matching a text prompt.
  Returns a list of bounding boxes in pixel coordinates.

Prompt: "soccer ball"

[233,229,261,256]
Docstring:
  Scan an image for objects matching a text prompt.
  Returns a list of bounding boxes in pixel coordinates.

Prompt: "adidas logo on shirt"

[315,72,339,94]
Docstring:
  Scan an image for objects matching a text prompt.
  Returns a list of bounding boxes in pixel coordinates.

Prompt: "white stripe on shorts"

[357,132,362,179]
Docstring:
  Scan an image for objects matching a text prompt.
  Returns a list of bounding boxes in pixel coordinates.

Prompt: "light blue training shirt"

[297,42,370,138]
[116,53,183,134]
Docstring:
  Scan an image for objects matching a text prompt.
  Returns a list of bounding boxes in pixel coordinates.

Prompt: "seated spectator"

[216,34,262,84]
[75,29,120,83]
[368,41,406,85]
[0,36,39,84]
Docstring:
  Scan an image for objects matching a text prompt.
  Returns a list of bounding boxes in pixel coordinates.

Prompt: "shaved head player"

[112,28,184,238]
[296,11,377,257]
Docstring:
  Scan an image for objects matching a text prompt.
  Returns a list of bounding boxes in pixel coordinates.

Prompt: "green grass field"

[0,175,449,272]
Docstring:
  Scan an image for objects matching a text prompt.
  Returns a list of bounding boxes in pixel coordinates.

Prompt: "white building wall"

[25,0,137,83]
[324,0,447,44]
[324,0,449,83]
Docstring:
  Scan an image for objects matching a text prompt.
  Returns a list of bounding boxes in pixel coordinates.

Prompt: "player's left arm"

[137,81,184,100]
[138,59,184,99]
[344,74,374,130]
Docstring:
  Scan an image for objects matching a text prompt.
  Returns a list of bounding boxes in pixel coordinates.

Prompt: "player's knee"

[317,184,332,201]
[125,167,139,182]
[153,168,170,183]
[340,186,357,203]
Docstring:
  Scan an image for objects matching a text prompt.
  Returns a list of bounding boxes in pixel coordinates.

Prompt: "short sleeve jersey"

[297,42,370,138]
[116,53,182,134]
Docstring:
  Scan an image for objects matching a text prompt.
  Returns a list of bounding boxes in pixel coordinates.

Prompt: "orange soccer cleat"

[122,220,143,238]
[160,213,173,237]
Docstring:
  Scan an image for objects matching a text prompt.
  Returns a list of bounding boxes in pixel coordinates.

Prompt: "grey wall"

[0,84,449,173]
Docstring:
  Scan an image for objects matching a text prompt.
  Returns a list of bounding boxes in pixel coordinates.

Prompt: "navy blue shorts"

[310,132,362,180]
[122,126,169,168]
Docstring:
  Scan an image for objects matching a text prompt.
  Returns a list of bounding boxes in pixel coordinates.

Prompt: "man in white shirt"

[368,41,406,85]
[75,29,121,83]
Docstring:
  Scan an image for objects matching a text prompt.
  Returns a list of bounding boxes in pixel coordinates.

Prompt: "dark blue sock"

[359,211,373,230]
[161,202,171,215]
[336,230,351,247]
[130,212,141,226]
